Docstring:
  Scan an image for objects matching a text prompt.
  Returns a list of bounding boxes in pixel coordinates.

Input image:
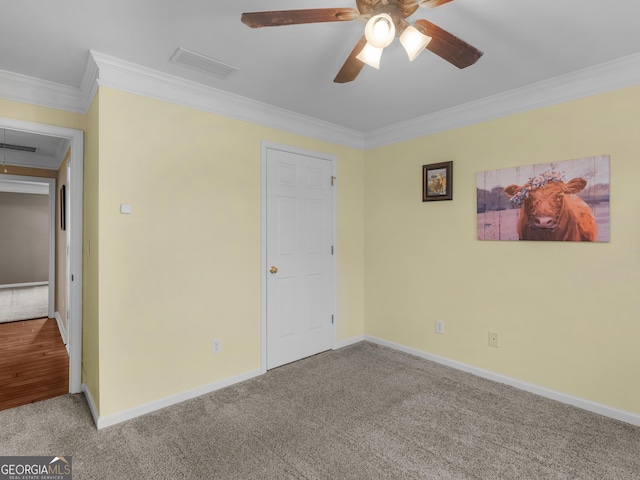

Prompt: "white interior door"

[265,146,334,369]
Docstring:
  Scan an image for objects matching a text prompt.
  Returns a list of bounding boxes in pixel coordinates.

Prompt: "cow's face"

[504,178,587,231]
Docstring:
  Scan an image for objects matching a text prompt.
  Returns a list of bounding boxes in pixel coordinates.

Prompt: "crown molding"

[364,52,640,149]
[79,53,100,112]
[2,51,640,151]
[0,69,86,114]
[88,51,366,150]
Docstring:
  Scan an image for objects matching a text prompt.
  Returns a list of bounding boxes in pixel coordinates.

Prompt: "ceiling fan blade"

[415,19,483,69]
[333,35,367,83]
[418,0,456,8]
[241,8,359,28]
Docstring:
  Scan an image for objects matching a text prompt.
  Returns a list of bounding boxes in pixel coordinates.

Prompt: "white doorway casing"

[260,141,337,372]
[0,117,83,394]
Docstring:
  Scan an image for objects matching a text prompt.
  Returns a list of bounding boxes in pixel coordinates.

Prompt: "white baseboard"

[334,335,365,350]
[0,281,48,289]
[53,311,68,353]
[87,369,263,430]
[365,335,640,428]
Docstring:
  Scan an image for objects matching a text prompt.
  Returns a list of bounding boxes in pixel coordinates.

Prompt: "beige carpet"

[1,342,638,479]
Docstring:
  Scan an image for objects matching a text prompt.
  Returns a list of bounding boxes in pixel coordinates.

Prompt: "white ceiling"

[2,0,640,135]
[0,129,69,170]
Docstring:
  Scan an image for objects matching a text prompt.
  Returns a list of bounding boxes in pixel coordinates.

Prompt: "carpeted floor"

[1,342,638,479]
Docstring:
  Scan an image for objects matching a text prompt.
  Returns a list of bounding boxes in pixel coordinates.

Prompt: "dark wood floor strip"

[0,318,69,411]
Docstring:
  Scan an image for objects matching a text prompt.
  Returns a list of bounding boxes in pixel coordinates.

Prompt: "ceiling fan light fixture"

[364,13,396,48]
[400,25,432,61]
[356,42,383,69]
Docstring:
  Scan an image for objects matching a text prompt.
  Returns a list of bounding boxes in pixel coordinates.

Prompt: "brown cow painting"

[503,170,597,241]
[477,156,610,241]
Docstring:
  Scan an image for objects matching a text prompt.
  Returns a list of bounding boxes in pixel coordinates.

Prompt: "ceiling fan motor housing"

[356,0,419,20]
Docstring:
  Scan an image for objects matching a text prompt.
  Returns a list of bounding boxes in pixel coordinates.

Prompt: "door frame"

[260,141,337,373]
[0,117,83,394]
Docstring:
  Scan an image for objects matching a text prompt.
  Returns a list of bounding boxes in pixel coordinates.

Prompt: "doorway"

[0,176,55,321]
[0,117,83,394]
[261,142,337,371]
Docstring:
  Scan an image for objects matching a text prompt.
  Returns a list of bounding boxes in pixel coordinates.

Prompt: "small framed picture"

[422,161,453,202]
[60,184,66,230]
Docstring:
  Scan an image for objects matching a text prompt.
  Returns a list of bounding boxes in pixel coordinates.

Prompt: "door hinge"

[331,176,336,186]
[331,314,334,325]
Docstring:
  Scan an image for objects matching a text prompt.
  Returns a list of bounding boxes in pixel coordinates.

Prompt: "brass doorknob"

[269,266,278,274]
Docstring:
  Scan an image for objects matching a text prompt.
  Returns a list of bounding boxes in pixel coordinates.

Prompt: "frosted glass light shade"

[364,14,396,48]
[356,42,383,69]
[399,25,432,61]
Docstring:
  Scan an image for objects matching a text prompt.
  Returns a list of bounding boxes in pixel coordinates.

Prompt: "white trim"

[0,68,86,114]
[4,52,640,150]
[54,311,68,350]
[330,159,338,352]
[0,179,50,194]
[364,52,640,148]
[79,54,99,113]
[0,281,48,289]
[260,141,337,373]
[365,336,640,428]
[47,178,56,318]
[67,129,83,394]
[83,50,640,149]
[260,144,268,375]
[89,52,365,150]
[334,335,365,350]
[0,118,84,395]
[90,369,262,430]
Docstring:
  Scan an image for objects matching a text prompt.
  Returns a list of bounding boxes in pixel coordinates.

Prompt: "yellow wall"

[0,98,84,132]
[3,80,637,421]
[364,84,640,416]
[0,166,57,179]
[95,87,365,416]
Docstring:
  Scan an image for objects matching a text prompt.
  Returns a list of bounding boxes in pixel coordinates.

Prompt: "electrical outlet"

[435,320,444,335]
[488,331,499,348]
[212,339,222,354]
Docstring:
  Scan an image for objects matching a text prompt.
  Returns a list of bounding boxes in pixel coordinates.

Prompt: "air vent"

[170,47,238,80]
[0,143,37,153]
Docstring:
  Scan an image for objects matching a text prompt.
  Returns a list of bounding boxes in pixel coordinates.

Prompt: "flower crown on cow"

[508,169,565,205]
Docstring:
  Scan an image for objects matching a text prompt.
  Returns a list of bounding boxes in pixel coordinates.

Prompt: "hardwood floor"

[0,317,69,411]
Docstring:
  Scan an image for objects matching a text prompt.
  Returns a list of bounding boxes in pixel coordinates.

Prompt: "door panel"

[266,147,333,369]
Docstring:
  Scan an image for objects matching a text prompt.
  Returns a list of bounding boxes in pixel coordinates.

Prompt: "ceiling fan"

[241,0,483,83]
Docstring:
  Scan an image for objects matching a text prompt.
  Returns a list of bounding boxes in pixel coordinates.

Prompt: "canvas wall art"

[477,155,610,242]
